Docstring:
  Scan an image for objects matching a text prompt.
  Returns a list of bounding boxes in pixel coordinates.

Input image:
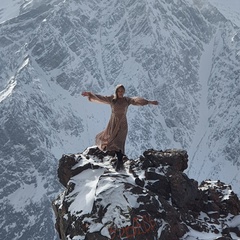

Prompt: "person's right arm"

[82,92,113,104]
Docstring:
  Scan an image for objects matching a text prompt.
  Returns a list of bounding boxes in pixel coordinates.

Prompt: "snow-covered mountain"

[207,0,240,27]
[0,0,239,239]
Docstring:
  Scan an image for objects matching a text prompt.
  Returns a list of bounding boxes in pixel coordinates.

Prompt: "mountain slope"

[0,0,239,239]
[187,22,240,188]
[208,0,240,27]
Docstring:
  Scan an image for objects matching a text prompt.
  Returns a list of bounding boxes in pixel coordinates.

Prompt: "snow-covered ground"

[0,0,22,23]
[1,1,240,239]
[0,0,40,24]
[208,0,240,27]
[187,39,214,179]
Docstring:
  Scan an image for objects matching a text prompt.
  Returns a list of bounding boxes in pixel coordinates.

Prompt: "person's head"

[115,84,125,99]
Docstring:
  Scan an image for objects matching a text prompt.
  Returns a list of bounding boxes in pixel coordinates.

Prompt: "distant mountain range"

[0,0,239,239]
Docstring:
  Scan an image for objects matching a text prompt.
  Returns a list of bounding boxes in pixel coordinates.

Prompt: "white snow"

[0,0,22,23]
[96,174,140,228]
[68,236,84,240]
[187,38,214,180]
[185,0,240,27]
[0,77,17,102]
[1,0,240,239]
[182,231,221,240]
[68,168,105,215]
[227,215,240,228]
[7,170,48,212]
[208,0,240,27]
[0,0,37,23]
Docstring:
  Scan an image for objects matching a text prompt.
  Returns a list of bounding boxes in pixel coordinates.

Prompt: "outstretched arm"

[82,91,113,104]
[128,97,159,106]
[148,100,159,105]
[82,91,91,97]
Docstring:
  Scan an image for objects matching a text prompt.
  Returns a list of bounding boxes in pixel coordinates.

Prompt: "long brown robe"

[88,93,149,154]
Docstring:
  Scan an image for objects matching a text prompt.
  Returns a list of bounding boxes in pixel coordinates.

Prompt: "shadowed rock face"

[52,147,240,240]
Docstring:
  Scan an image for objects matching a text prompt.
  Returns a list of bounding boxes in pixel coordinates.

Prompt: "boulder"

[52,147,240,240]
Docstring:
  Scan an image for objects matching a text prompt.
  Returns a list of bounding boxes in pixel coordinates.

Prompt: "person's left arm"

[128,97,159,106]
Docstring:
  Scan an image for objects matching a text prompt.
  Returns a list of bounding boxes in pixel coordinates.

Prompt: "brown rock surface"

[52,147,240,240]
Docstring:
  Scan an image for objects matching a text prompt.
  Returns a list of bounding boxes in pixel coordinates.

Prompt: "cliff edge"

[52,147,240,240]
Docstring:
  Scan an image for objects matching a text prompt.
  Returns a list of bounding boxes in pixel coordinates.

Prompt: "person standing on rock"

[82,84,158,170]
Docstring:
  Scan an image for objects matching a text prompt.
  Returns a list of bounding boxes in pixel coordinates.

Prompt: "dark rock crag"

[52,147,240,240]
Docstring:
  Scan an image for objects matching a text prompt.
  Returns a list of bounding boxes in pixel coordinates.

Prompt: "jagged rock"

[52,147,240,240]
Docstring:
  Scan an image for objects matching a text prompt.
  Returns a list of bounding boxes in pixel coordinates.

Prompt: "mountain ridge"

[0,0,239,239]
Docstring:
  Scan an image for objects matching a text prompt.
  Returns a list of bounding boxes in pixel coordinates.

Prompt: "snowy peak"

[52,147,240,240]
[1,0,240,239]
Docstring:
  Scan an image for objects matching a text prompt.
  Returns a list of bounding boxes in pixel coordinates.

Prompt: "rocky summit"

[52,147,240,240]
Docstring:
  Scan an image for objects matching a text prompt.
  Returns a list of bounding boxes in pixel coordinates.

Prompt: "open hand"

[82,91,91,97]
[149,100,159,105]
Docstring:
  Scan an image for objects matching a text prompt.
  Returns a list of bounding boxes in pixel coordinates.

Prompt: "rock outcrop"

[52,147,240,240]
